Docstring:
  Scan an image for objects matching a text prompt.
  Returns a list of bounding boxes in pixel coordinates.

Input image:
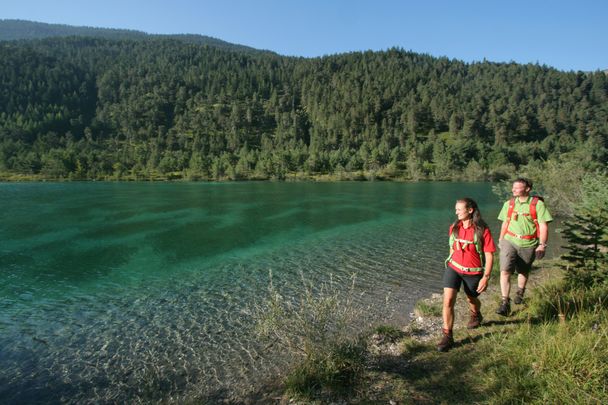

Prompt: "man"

[496,178,552,316]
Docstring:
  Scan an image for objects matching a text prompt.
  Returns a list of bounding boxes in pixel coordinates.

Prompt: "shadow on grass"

[371,343,428,376]
[367,317,547,404]
[483,314,544,327]
[371,343,488,403]
[456,331,496,346]
[483,318,526,327]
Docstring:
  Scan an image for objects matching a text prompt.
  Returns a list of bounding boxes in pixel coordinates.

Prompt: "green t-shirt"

[498,196,553,248]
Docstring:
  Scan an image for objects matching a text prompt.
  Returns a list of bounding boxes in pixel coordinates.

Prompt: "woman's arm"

[476,252,493,293]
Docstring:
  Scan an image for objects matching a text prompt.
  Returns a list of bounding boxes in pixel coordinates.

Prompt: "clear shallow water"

[1,181,525,402]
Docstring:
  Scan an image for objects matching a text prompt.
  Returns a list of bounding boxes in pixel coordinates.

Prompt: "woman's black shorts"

[443,266,483,297]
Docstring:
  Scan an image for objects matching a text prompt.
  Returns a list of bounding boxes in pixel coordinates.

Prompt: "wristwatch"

[538,242,548,248]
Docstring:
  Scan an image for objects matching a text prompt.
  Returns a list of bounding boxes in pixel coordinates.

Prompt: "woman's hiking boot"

[437,330,454,352]
[514,288,525,305]
[467,310,483,329]
[495,298,511,316]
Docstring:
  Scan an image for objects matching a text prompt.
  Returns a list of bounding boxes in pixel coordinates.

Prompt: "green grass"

[367,271,608,404]
[473,306,608,404]
[372,324,405,341]
[414,300,442,317]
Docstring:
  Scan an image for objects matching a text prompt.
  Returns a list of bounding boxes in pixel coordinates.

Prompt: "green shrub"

[285,340,366,396]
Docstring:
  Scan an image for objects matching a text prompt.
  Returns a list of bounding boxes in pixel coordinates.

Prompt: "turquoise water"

[1,181,522,401]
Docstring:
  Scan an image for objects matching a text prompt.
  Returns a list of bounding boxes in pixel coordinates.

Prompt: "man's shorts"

[499,239,536,275]
[443,266,483,297]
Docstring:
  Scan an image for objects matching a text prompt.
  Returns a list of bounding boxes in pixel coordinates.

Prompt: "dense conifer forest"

[1,21,606,181]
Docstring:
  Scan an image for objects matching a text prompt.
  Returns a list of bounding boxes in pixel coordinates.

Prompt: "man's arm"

[536,222,549,251]
[498,221,509,241]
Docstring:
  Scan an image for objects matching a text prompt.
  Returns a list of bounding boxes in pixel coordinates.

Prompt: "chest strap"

[505,229,538,240]
[447,258,484,273]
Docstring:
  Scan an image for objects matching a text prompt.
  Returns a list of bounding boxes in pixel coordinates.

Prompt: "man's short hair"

[513,177,533,189]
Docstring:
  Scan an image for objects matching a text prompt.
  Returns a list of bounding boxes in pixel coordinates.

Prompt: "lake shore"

[259,258,604,404]
[0,168,483,183]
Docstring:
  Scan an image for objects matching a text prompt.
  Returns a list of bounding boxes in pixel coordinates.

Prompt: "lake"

[0,182,557,402]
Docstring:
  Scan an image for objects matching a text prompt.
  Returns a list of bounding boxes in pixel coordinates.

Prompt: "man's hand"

[535,244,546,259]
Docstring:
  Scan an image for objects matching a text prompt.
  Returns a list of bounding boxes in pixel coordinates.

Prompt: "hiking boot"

[496,298,510,317]
[514,288,525,305]
[467,311,483,329]
[437,333,454,352]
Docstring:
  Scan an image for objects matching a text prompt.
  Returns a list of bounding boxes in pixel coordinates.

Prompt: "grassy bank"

[258,261,607,404]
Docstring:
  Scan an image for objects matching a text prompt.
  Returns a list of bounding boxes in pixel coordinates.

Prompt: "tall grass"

[254,272,368,398]
[474,280,608,404]
[478,312,607,403]
[529,279,608,321]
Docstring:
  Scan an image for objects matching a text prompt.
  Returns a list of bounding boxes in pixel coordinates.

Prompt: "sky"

[2,0,607,72]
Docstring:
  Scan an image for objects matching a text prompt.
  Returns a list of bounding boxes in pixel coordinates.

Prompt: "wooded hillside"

[1,30,606,180]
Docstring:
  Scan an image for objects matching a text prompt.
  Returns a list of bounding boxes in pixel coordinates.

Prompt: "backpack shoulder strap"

[530,196,540,237]
[473,230,485,266]
[448,224,456,247]
[530,196,539,220]
[446,224,456,267]
[504,198,516,231]
[506,198,515,220]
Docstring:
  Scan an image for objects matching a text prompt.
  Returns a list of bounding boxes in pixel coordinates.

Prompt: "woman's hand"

[476,275,489,293]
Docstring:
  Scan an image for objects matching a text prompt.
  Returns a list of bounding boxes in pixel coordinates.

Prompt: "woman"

[437,197,496,352]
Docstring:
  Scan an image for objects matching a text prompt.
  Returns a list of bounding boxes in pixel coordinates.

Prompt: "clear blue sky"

[3,0,607,72]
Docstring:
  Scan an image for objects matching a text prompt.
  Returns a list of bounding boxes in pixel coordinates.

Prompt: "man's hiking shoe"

[514,288,525,305]
[437,333,454,352]
[467,311,483,329]
[496,299,510,317]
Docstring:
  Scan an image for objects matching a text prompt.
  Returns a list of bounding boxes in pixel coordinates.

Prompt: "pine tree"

[561,172,608,287]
